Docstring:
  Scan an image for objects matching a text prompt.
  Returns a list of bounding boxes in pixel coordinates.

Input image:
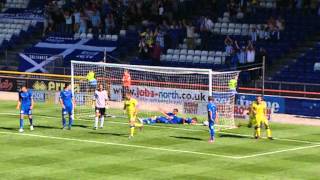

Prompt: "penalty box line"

[1,112,320,145]
[236,144,320,159]
[0,131,237,159]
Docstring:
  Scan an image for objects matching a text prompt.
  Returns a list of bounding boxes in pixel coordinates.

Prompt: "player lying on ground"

[60,84,75,130]
[251,95,273,140]
[16,86,34,133]
[207,96,219,143]
[123,93,143,139]
[141,108,197,125]
[92,84,109,130]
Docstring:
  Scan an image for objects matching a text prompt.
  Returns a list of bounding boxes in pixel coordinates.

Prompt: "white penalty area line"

[236,144,320,159]
[1,112,319,145]
[0,131,319,160]
[0,131,237,159]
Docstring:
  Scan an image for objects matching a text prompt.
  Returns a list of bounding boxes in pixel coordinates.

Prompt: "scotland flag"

[19,36,118,72]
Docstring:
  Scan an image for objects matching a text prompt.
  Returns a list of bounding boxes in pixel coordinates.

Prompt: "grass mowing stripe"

[236,144,320,159]
[1,113,319,145]
[0,131,238,159]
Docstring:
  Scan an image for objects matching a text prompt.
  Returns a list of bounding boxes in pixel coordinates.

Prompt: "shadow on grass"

[89,131,128,137]
[73,124,90,128]
[0,126,16,131]
[35,125,61,130]
[170,136,203,141]
[218,134,250,139]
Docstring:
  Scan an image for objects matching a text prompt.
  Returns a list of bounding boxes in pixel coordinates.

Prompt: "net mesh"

[71,61,239,129]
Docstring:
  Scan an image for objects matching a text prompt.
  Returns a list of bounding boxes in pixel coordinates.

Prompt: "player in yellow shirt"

[251,95,273,140]
[123,93,143,138]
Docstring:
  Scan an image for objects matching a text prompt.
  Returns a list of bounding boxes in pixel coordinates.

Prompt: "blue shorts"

[89,79,97,87]
[156,117,170,124]
[62,106,73,115]
[20,106,32,115]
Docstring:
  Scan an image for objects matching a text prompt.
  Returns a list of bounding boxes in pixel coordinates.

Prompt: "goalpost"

[71,61,240,129]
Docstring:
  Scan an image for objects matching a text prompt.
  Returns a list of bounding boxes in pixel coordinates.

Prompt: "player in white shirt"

[92,84,109,130]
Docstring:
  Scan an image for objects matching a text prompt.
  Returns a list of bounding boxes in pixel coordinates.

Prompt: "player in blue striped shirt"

[207,96,219,143]
[16,86,34,133]
[59,84,75,130]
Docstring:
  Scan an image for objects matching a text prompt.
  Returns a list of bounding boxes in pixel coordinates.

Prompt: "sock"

[100,116,104,127]
[68,116,73,128]
[257,127,261,137]
[19,119,24,129]
[94,117,99,128]
[209,123,215,140]
[29,118,33,126]
[130,126,135,137]
[267,128,272,137]
[62,117,66,127]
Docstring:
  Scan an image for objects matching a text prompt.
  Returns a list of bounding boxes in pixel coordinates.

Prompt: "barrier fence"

[0,70,319,117]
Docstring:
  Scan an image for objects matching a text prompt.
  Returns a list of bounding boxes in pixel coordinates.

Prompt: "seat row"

[166,49,228,57]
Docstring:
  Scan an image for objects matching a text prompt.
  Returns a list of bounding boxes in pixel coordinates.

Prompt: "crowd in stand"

[44,0,124,36]
[0,0,6,11]
[42,0,319,68]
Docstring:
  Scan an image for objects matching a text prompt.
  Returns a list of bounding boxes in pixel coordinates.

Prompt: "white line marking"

[1,112,319,145]
[236,144,320,159]
[0,131,237,159]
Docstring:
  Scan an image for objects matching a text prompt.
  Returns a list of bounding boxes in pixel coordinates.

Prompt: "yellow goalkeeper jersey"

[252,101,267,117]
[124,98,138,114]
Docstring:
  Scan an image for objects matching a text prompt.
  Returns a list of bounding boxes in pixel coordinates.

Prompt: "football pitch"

[0,101,319,180]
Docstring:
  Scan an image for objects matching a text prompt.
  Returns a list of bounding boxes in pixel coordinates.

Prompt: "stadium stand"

[272,43,320,84]
[0,0,319,94]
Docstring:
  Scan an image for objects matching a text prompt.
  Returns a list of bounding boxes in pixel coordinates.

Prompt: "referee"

[92,84,109,129]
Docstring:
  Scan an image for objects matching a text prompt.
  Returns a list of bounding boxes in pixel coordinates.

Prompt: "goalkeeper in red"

[207,96,218,143]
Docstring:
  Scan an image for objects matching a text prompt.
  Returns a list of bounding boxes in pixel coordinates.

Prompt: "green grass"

[0,101,320,180]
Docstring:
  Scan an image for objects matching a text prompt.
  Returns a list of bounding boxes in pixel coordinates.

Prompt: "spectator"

[186,21,195,49]
[73,8,81,33]
[235,41,246,64]
[64,10,73,34]
[228,0,238,20]
[138,34,148,59]
[91,10,101,36]
[104,13,115,34]
[247,41,255,63]
[0,0,5,10]
[224,36,234,55]
[249,26,258,42]
[145,28,155,49]
[78,11,88,34]
[151,42,162,65]
[155,28,165,49]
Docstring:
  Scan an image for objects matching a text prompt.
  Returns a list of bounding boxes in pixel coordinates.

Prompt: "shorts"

[62,106,73,115]
[127,113,136,121]
[156,117,169,124]
[255,115,269,127]
[95,107,106,116]
[20,106,32,115]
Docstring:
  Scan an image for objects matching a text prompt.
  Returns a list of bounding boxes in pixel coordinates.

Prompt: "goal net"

[71,61,239,129]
